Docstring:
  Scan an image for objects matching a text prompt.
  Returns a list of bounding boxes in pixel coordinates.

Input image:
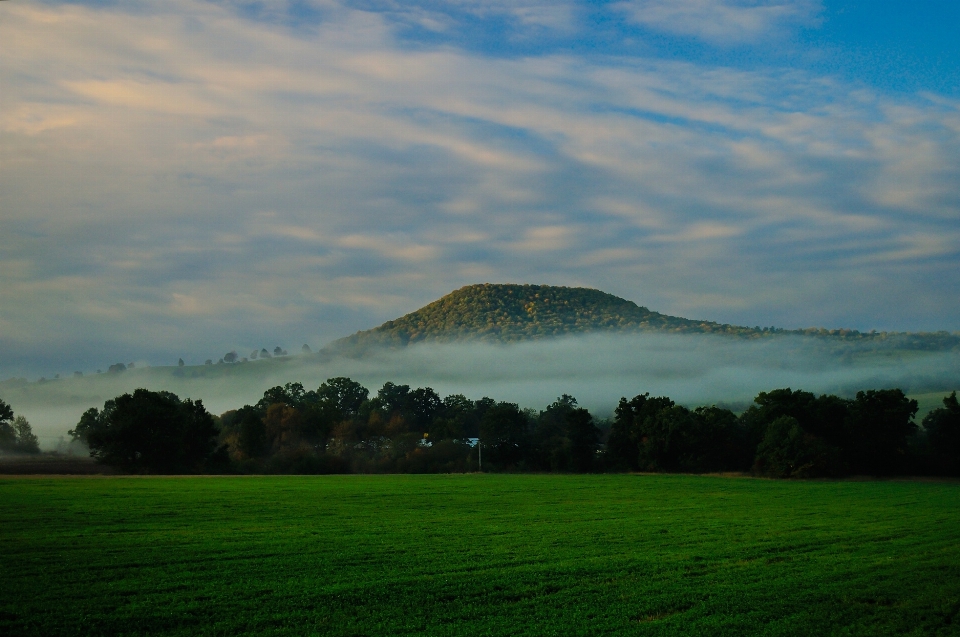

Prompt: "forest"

[55,378,960,478]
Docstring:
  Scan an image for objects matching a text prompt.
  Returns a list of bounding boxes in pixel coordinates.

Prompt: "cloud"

[0,0,958,379]
[615,0,822,44]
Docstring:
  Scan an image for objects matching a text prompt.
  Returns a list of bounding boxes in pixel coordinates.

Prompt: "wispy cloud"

[0,0,958,379]
[615,0,822,44]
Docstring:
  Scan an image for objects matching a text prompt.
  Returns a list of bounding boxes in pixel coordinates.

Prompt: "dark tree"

[607,393,675,470]
[479,402,530,468]
[845,389,918,475]
[922,392,960,475]
[0,397,16,451]
[738,388,819,447]
[257,382,308,412]
[691,405,752,472]
[431,394,477,440]
[178,358,184,367]
[316,377,369,418]
[230,406,267,459]
[223,352,238,363]
[532,395,578,471]
[375,382,412,419]
[565,407,600,472]
[634,404,697,472]
[12,416,40,454]
[409,387,442,432]
[71,389,219,473]
[754,416,842,478]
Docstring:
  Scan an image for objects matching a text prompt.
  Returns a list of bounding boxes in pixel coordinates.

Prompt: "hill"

[331,283,960,352]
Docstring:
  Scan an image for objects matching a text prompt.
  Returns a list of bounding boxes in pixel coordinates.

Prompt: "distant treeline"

[66,379,960,478]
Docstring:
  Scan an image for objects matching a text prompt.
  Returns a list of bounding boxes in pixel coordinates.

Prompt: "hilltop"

[332,284,722,349]
[330,283,960,352]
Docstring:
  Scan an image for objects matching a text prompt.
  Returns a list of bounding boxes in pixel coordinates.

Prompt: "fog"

[3,333,958,449]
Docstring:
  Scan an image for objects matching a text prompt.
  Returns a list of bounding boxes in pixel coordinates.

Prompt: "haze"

[8,333,958,448]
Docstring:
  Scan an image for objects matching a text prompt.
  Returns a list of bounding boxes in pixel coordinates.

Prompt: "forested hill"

[330,283,960,352]
[333,284,715,347]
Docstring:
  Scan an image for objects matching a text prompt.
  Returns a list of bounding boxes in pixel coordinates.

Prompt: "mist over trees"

[0,397,41,454]
[66,379,960,478]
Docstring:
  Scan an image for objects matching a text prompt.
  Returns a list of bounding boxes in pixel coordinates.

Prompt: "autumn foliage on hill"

[332,283,960,352]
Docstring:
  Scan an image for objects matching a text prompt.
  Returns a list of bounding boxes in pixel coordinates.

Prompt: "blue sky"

[1,0,958,378]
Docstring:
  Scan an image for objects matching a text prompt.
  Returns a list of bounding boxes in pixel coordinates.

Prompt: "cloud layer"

[1,0,959,378]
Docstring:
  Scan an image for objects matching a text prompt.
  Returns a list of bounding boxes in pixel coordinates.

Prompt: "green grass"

[2,475,960,636]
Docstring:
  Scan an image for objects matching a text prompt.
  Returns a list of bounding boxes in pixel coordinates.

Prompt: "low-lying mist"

[4,333,958,449]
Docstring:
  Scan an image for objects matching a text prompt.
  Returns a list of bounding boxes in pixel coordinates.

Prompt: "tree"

[12,416,40,453]
[302,344,312,353]
[223,351,238,363]
[178,358,185,367]
[691,405,752,472]
[845,389,917,475]
[409,387,442,432]
[607,393,675,470]
[233,405,268,458]
[754,416,841,478]
[0,398,16,451]
[922,392,960,476]
[376,382,411,417]
[479,402,529,468]
[566,407,600,472]
[432,394,477,440]
[257,382,308,412]
[316,377,369,418]
[70,389,219,473]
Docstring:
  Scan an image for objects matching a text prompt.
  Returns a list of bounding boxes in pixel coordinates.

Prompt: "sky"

[1,0,959,379]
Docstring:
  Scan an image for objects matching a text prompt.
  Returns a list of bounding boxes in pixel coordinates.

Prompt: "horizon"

[2,1,960,379]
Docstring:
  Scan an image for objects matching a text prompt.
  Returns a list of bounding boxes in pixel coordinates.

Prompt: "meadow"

[2,474,960,636]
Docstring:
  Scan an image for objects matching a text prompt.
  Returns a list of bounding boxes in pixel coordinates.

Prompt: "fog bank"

[3,333,957,448]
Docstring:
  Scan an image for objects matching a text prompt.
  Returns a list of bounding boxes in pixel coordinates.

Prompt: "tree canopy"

[69,389,220,473]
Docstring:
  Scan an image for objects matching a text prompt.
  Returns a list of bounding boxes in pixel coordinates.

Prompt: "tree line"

[64,379,960,477]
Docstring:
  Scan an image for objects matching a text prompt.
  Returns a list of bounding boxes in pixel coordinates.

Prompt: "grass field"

[2,475,960,636]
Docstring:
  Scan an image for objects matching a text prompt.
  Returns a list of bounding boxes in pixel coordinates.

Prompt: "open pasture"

[2,474,960,636]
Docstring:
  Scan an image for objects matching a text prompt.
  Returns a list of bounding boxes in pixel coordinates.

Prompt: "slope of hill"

[331,283,960,352]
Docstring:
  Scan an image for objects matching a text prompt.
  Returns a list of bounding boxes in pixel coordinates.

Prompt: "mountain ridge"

[330,283,960,352]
